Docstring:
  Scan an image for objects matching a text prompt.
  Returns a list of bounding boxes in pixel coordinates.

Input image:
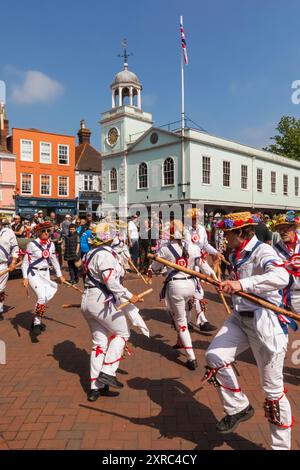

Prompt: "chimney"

[0,102,9,151]
[77,119,91,145]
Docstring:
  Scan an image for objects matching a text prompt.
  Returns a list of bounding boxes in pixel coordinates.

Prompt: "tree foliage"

[264,116,300,160]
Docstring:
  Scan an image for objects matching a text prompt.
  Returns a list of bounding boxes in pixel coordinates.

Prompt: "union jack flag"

[180,19,188,65]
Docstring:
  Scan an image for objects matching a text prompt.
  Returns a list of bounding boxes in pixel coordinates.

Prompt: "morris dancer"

[81,232,144,402]
[184,208,221,332]
[22,221,65,335]
[204,212,293,450]
[0,218,19,314]
[151,220,198,370]
[271,211,300,314]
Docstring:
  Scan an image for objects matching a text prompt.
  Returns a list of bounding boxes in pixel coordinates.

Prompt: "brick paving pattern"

[0,271,300,450]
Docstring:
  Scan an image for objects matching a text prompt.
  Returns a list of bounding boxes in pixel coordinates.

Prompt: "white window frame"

[257,168,263,192]
[58,176,69,197]
[223,161,231,188]
[271,171,276,194]
[20,139,33,162]
[40,174,52,196]
[240,164,248,190]
[295,176,299,197]
[283,174,288,196]
[202,156,211,185]
[84,175,94,191]
[162,157,175,187]
[109,168,118,192]
[137,162,149,190]
[21,173,33,195]
[58,144,69,165]
[40,141,52,164]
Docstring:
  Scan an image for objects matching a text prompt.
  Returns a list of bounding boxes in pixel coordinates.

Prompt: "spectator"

[86,213,93,229]
[61,214,72,237]
[11,215,25,238]
[128,214,139,267]
[76,218,87,237]
[50,222,63,266]
[37,210,44,223]
[49,211,57,224]
[30,213,39,233]
[79,223,94,258]
[24,220,32,238]
[64,224,80,284]
[205,215,213,243]
[254,213,272,245]
[139,219,151,273]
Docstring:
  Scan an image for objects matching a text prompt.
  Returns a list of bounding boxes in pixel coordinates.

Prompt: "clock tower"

[100,43,153,214]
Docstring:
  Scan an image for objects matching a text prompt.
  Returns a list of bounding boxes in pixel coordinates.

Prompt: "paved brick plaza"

[0,272,300,451]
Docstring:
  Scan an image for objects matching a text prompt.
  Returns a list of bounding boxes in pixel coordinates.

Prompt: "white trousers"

[81,288,130,389]
[0,262,9,313]
[166,278,196,360]
[205,314,292,450]
[28,269,58,325]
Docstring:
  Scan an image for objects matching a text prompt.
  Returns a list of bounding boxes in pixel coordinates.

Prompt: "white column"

[137,89,141,109]
[118,87,122,107]
[112,90,115,108]
[129,87,133,106]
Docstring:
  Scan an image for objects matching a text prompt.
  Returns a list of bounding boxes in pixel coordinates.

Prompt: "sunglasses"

[41,229,52,233]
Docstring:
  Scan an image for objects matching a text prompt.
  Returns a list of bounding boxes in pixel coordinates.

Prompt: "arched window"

[138,162,148,189]
[163,157,174,186]
[110,168,117,191]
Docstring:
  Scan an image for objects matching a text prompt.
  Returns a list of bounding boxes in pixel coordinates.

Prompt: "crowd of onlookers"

[6,208,297,285]
[7,210,97,285]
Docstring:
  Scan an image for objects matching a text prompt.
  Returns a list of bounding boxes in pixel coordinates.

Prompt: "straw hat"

[218,212,260,231]
[270,211,300,231]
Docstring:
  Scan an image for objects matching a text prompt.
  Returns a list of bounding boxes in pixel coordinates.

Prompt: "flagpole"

[180,15,186,199]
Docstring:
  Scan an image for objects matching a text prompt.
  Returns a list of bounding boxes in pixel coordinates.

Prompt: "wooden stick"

[62,303,80,308]
[126,256,149,285]
[211,270,232,315]
[62,279,83,294]
[148,253,300,322]
[62,288,153,309]
[0,261,23,278]
[117,288,153,310]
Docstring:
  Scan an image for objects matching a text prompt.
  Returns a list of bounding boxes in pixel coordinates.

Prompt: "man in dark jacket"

[64,224,80,284]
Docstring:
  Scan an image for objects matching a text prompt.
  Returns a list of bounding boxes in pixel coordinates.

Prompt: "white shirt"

[273,233,300,311]
[231,236,289,311]
[151,241,197,279]
[0,227,19,260]
[22,238,62,279]
[83,246,133,302]
[184,225,218,258]
[128,220,139,241]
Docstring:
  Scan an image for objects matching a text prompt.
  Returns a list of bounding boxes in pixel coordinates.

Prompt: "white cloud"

[11,70,64,104]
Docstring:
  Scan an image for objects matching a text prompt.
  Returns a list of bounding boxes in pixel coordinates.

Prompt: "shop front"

[16,196,78,219]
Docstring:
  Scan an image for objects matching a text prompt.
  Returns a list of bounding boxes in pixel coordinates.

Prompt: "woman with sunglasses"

[22,221,65,336]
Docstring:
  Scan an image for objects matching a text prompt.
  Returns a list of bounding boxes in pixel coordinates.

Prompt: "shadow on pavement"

[130,330,187,369]
[10,310,40,343]
[51,340,90,393]
[80,377,266,450]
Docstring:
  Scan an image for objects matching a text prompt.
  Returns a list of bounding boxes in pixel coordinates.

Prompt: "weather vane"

[118,39,133,65]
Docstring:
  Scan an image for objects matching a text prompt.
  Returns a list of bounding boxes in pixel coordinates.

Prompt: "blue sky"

[1,0,300,149]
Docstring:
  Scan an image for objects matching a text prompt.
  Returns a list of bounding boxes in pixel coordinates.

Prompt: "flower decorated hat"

[270,211,300,230]
[218,212,260,231]
[34,220,53,233]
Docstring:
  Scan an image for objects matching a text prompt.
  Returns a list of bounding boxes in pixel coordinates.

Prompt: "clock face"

[107,127,119,146]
